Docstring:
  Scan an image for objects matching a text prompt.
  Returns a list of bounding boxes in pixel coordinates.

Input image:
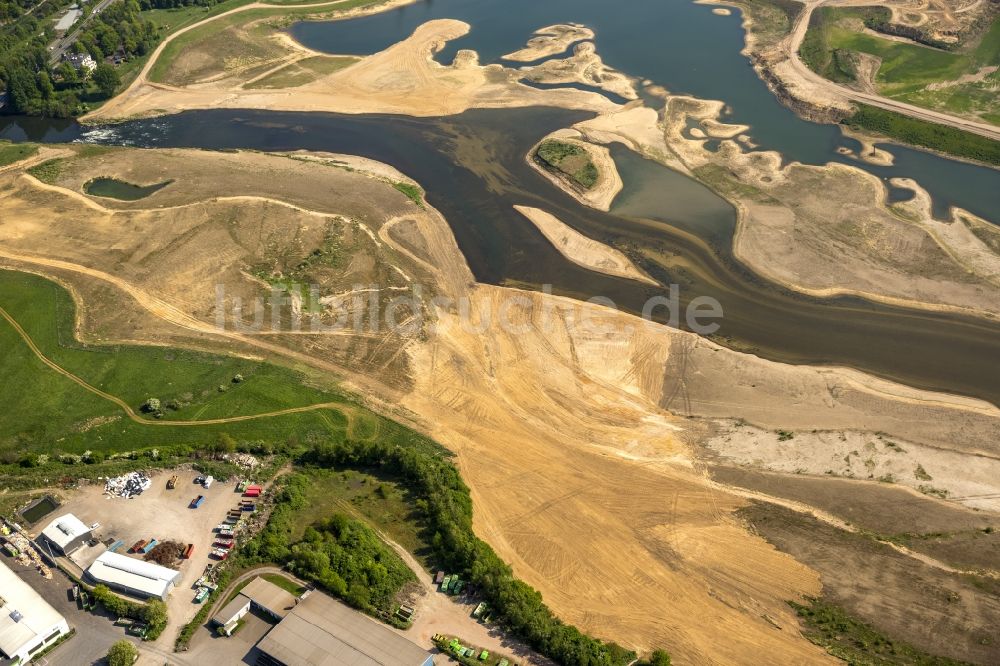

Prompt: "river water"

[1,0,999,404]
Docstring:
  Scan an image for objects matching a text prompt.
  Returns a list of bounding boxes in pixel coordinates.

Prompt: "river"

[1,0,999,405]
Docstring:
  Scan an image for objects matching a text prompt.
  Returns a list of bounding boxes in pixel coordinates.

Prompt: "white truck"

[203,475,214,489]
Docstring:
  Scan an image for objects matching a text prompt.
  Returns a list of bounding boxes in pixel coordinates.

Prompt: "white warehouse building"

[0,561,70,665]
[38,513,92,556]
[86,551,181,601]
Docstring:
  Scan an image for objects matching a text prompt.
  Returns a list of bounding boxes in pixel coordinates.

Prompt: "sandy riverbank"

[513,205,654,284]
[84,17,619,122]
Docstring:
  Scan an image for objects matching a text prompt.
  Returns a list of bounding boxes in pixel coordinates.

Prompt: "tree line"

[281,438,646,666]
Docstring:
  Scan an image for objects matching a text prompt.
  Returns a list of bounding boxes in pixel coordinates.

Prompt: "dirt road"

[786,0,1000,141]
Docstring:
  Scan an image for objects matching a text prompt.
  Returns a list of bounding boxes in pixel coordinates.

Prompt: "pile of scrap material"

[228,453,259,469]
[105,472,152,498]
[3,531,50,576]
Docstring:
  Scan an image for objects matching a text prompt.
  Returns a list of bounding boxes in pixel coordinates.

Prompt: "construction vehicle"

[167,475,178,489]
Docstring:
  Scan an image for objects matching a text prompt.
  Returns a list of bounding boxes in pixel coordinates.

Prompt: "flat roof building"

[212,594,252,637]
[85,551,181,600]
[0,561,70,665]
[256,592,432,666]
[38,513,91,556]
[213,577,299,636]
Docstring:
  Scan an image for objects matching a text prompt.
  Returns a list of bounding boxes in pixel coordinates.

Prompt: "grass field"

[289,467,428,561]
[0,141,38,167]
[801,8,1000,123]
[0,270,399,458]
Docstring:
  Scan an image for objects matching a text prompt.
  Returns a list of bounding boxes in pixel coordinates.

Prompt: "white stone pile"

[105,471,152,498]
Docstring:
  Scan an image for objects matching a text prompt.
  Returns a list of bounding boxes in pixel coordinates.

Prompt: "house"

[85,551,181,600]
[38,513,92,556]
[0,561,70,665]
[65,53,96,74]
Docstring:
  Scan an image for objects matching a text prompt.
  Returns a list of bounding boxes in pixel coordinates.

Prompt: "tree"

[642,650,671,666]
[142,599,168,629]
[92,62,120,98]
[140,397,161,414]
[106,639,137,666]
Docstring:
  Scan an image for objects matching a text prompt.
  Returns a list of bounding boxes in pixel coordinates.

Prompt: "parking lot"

[43,469,243,645]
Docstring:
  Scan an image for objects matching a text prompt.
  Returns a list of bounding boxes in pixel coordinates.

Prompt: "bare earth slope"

[3,146,999,663]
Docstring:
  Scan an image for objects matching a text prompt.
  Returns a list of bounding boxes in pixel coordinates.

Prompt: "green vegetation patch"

[26,158,64,184]
[791,597,969,665]
[535,139,599,190]
[801,9,1000,122]
[392,181,424,207]
[0,141,38,167]
[844,104,1000,166]
[260,572,308,596]
[242,473,416,615]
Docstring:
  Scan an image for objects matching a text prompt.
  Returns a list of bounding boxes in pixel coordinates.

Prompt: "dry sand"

[519,40,638,100]
[85,18,619,122]
[513,205,654,284]
[502,23,595,62]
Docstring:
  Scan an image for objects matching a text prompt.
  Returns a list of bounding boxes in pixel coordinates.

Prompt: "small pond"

[20,495,59,525]
[84,177,173,200]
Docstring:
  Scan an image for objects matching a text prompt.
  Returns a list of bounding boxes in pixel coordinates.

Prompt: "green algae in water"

[84,177,173,200]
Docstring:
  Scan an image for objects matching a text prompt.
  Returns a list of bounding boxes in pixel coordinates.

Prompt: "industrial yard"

[30,469,248,641]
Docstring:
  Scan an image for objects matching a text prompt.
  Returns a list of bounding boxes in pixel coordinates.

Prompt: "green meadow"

[0,270,386,458]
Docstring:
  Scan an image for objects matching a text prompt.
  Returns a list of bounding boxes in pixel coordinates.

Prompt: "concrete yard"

[38,469,244,648]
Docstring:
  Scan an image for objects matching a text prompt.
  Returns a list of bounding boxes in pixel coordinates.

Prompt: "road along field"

[2,143,998,663]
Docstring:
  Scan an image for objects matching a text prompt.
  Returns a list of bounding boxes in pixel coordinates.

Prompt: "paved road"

[48,0,120,66]
[787,0,1000,142]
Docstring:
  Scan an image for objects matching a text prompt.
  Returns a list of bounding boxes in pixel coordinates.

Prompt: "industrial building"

[255,591,433,666]
[0,561,70,665]
[38,513,92,556]
[212,577,298,636]
[85,551,181,600]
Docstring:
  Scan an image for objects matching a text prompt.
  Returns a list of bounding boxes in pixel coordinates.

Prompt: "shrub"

[106,639,138,666]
